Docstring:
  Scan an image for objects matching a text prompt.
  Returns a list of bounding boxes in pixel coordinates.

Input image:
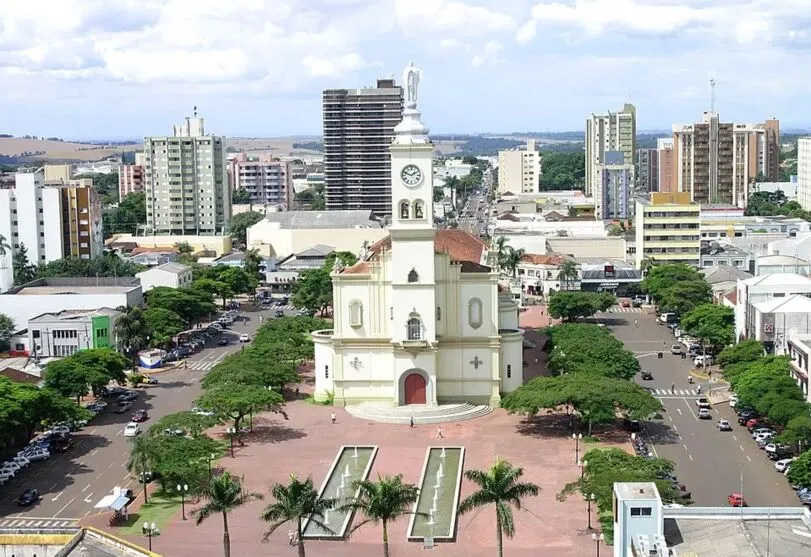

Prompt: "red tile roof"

[520,253,565,266]
[342,229,489,274]
[0,367,40,384]
[724,290,738,305]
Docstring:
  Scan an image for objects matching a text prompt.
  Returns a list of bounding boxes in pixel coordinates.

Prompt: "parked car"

[746,418,765,431]
[729,394,738,408]
[218,337,229,346]
[116,401,133,414]
[716,420,732,431]
[117,391,138,402]
[239,333,250,343]
[775,458,795,473]
[16,488,40,507]
[769,448,794,461]
[51,438,73,453]
[124,422,140,437]
[728,493,747,507]
[103,386,128,398]
[163,427,185,437]
[737,411,758,425]
[751,427,773,438]
[658,313,677,324]
[11,455,30,468]
[275,309,285,318]
[698,408,712,419]
[694,355,714,367]
[19,448,50,462]
[621,300,631,308]
[131,409,149,422]
[632,298,643,308]
[0,471,13,485]
[696,397,711,408]
[670,344,683,355]
[640,370,653,380]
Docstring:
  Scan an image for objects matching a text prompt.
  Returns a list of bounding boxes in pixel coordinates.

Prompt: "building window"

[400,200,410,219]
[348,300,363,328]
[413,199,425,219]
[436,307,441,321]
[407,315,422,340]
[408,269,419,283]
[325,365,329,379]
[390,306,394,320]
[506,364,512,378]
[468,298,483,329]
[630,507,652,517]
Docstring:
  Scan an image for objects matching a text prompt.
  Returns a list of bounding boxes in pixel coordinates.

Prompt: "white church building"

[312,64,525,408]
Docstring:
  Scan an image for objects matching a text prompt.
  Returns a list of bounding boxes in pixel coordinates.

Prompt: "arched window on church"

[407,314,422,340]
[400,200,410,219]
[468,297,483,329]
[408,269,419,283]
[348,299,363,328]
[413,199,425,219]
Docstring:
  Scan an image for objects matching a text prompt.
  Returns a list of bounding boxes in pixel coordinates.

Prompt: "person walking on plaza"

[331,412,336,424]
[410,416,414,428]
[436,426,444,438]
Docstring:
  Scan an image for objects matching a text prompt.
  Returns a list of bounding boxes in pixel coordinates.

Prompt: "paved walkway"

[87,400,622,557]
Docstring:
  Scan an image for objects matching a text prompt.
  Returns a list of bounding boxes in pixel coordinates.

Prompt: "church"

[312,63,525,407]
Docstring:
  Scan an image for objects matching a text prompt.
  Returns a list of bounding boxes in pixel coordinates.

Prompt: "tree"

[202,351,299,392]
[144,307,186,347]
[102,192,146,237]
[243,249,263,283]
[114,306,151,363]
[232,188,254,205]
[502,374,662,434]
[0,312,14,342]
[260,475,337,556]
[291,268,331,316]
[679,303,734,354]
[200,266,256,306]
[340,474,421,557]
[195,382,284,432]
[641,263,705,301]
[175,242,194,255]
[547,291,615,321]
[43,349,129,403]
[147,286,216,326]
[778,416,811,451]
[543,324,640,380]
[36,252,144,278]
[227,211,264,246]
[493,237,509,270]
[323,251,358,271]
[150,434,222,491]
[458,459,540,557]
[148,410,218,438]
[4,380,92,443]
[126,436,160,503]
[786,450,811,490]
[655,280,712,316]
[557,260,579,291]
[716,340,764,369]
[12,243,36,285]
[191,471,263,557]
[502,247,525,278]
[539,152,585,190]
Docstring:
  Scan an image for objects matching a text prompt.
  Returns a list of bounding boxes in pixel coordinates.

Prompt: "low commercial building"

[734,273,811,343]
[768,231,811,260]
[700,265,752,302]
[246,210,386,259]
[135,262,192,292]
[634,192,700,269]
[265,244,335,294]
[106,233,232,256]
[28,307,122,358]
[786,333,811,402]
[749,294,811,354]
[577,258,642,296]
[515,254,570,296]
[755,254,811,276]
[211,251,273,273]
[0,277,142,331]
[700,243,753,271]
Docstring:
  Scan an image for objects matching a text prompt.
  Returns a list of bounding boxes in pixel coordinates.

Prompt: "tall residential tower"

[585,104,636,197]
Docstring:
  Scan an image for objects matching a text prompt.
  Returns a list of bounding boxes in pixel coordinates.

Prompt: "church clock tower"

[389,62,437,344]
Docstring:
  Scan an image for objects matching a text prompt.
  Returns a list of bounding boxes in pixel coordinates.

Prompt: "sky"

[1,0,811,139]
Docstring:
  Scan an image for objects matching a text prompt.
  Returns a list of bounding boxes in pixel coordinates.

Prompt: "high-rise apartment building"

[595,151,633,219]
[227,153,292,207]
[656,138,676,193]
[797,138,811,210]
[144,113,229,235]
[323,78,403,216]
[585,104,636,196]
[119,152,145,199]
[0,170,103,272]
[636,148,658,192]
[672,113,780,207]
[497,139,541,195]
[634,192,701,269]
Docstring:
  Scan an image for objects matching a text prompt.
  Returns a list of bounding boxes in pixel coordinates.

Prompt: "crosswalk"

[260,303,295,311]
[0,517,78,529]
[645,387,701,397]
[603,306,645,313]
[186,360,218,371]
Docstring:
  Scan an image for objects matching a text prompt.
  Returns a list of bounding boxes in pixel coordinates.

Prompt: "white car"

[775,458,795,473]
[11,456,30,468]
[19,449,49,462]
[192,406,215,417]
[751,427,773,439]
[698,408,712,419]
[0,471,13,485]
[729,394,738,408]
[124,422,140,437]
[754,432,774,443]
[0,465,18,478]
[239,333,250,343]
[693,355,714,367]
[2,461,21,473]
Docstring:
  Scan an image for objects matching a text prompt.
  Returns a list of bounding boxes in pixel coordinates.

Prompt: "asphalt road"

[601,308,800,508]
[0,304,287,523]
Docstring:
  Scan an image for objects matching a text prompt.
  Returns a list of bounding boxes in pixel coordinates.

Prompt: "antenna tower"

[709,79,716,113]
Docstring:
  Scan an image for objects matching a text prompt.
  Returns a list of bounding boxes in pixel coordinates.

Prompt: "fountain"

[409,447,465,542]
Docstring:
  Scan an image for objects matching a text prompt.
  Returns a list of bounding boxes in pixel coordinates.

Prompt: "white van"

[693,355,714,367]
[658,313,677,324]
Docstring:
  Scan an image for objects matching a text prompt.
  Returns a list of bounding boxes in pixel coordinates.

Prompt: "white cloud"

[395,0,516,36]
[515,20,538,44]
[471,40,503,68]
[302,53,368,77]
[440,38,466,49]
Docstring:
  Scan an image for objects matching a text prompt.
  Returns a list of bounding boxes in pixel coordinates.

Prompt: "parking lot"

[0,303,292,521]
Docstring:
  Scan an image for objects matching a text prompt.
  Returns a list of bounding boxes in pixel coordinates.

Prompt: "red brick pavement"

[86,398,620,557]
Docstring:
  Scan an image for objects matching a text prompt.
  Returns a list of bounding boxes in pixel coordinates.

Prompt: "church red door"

[403,373,427,405]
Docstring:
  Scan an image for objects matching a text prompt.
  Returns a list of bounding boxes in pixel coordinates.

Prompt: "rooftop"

[520,253,567,266]
[256,210,383,229]
[615,482,661,501]
[140,262,190,274]
[30,307,122,322]
[743,272,811,287]
[756,254,808,266]
[3,277,141,296]
[665,517,811,557]
[753,293,811,314]
[700,266,753,284]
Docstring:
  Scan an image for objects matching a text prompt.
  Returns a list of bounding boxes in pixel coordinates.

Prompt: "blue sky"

[1,0,810,139]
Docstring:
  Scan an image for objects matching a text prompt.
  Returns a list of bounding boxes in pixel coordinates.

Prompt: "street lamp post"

[573,433,582,464]
[579,459,588,480]
[228,426,236,457]
[592,532,604,557]
[143,522,157,552]
[208,452,217,476]
[177,484,189,520]
[586,493,595,530]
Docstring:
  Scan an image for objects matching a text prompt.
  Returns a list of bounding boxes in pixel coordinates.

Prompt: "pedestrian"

[331,412,336,424]
[183,360,188,369]
[295,386,300,397]
[634,319,639,327]
[436,426,444,438]
[288,530,296,546]
[671,383,675,394]
[410,416,414,428]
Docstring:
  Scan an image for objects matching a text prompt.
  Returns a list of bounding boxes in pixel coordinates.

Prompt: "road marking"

[116,429,122,436]
[50,482,59,490]
[8,520,22,526]
[109,462,115,469]
[56,496,77,516]
[90,429,97,434]
[121,473,130,482]
[676,408,682,416]
[732,434,738,441]
[90,449,98,456]
[668,415,673,422]
[95,473,104,480]
[121,461,127,468]
[682,443,688,451]
[83,493,93,503]
[739,444,745,452]
[746,455,752,462]
[688,454,694,462]
[51,491,63,502]
[82,484,91,492]
[683,399,699,421]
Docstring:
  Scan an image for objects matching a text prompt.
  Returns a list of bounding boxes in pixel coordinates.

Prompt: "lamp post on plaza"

[227,426,236,457]
[586,493,596,531]
[177,484,189,520]
[592,532,604,557]
[143,522,157,552]
[573,433,582,464]
[579,459,588,480]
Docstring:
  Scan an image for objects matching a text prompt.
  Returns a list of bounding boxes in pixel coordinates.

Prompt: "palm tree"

[458,459,540,557]
[114,305,151,364]
[340,474,421,557]
[191,471,263,557]
[557,260,578,291]
[0,234,12,291]
[125,436,159,504]
[260,475,337,557]
[503,247,525,278]
[493,236,509,270]
[640,256,657,276]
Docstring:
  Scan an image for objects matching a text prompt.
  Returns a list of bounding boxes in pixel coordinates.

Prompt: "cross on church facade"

[350,357,362,370]
[470,356,483,370]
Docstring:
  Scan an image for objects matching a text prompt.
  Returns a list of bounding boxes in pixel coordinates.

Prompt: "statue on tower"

[403,61,422,109]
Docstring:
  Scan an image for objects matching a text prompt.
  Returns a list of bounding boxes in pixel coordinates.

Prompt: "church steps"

[344,402,493,424]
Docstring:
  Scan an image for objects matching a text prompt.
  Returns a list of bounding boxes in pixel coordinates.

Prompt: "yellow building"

[634,192,700,269]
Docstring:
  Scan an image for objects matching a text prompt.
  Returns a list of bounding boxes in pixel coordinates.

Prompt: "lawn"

[121,493,184,535]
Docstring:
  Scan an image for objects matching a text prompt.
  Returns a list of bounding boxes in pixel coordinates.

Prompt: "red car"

[746,418,764,431]
[727,493,747,507]
[131,409,148,422]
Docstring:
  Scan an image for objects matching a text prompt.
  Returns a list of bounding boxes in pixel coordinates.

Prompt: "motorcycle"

[687,376,693,384]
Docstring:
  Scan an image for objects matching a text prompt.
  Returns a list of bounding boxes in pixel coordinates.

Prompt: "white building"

[786,333,811,402]
[734,273,811,343]
[28,307,122,359]
[769,232,811,261]
[312,66,524,407]
[754,254,810,277]
[135,262,192,292]
[144,113,230,235]
[749,294,811,354]
[497,140,541,195]
[797,137,811,210]
[0,277,143,333]
[594,151,633,220]
[585,104,636,197]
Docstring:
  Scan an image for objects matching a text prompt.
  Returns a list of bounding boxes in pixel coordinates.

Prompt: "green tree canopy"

[232,188,254,205]
[102,192,145,237]
[539,152,585,189]
[679,303,734,351]
[547,291,615,321]
[147,286,216,325]
[144,307,186,347]
[545,324,640,380]
[44,348,129,401]
[291,268,331,316]
[195,382,284,431]
[202,351,299,392]
[12,242,36,285]
[0,312,14,341]
[786,450,811,490]
[114,305,151,363]
[227,211,264,246]
[148,410,219,438]
[641,264,712,314]
[778,416,811,450]
[716,340,764,368]
[36,252,144,278]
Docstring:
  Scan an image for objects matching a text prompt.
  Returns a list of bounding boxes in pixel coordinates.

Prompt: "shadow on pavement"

[643,420,681,446]
[242,419,308,444]
[514,414,574,438]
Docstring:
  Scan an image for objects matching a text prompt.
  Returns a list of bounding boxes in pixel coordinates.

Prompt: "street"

[0,304,281,525]
[602,309,800,508]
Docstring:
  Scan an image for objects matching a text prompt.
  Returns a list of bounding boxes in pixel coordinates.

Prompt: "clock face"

[401,164,423,187]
